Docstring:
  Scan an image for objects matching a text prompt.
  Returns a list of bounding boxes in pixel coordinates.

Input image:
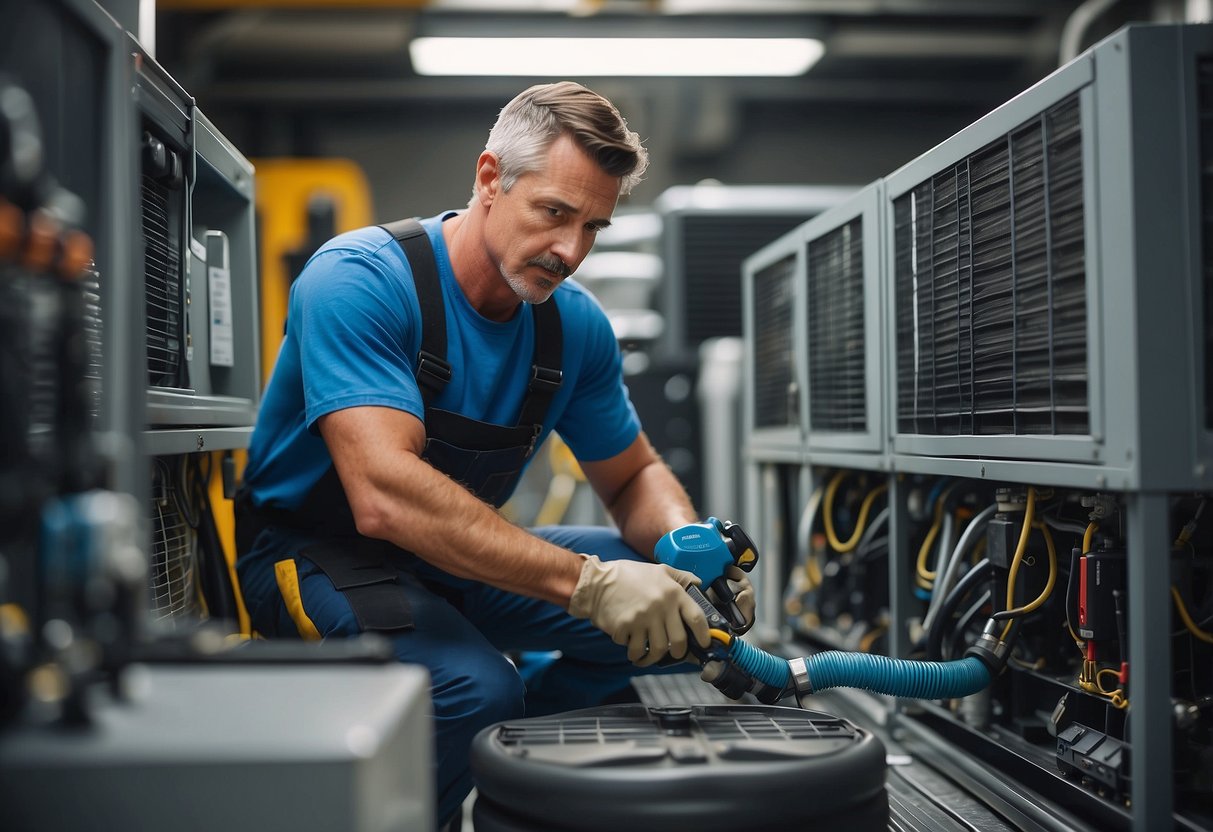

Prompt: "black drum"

[470,703,888,831]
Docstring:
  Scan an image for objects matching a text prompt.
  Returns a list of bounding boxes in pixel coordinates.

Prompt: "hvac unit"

[654,184,855,365]
[136,46,260,430]
[742,224,804,461]
[886,22,1213,492]
[134,43,191,400]
[802,181,886,468]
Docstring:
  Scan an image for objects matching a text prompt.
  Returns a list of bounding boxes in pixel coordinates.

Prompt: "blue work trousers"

[236,525,678,829]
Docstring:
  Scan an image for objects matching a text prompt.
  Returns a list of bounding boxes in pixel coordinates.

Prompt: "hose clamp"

[974,631,1010,663]
[789,656,812,708]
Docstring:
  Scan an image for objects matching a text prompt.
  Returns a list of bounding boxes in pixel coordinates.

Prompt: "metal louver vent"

[150,458,198,624]
[680,215,810,349]
[1201,58,1213,430]
[896,94,1087,436]
[753,253,798,429]
[808,218,866,432]
[143,173,182,388]
[81,262,103,421]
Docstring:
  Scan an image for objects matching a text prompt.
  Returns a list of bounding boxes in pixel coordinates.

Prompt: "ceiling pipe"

[1059,0,1121,65]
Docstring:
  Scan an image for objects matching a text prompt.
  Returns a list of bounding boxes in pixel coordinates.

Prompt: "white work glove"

[707,564,757,635]
[568,555,711,667]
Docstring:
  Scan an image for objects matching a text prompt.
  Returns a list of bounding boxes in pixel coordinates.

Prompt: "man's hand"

[708,564,757,634]
[568,556,711,667]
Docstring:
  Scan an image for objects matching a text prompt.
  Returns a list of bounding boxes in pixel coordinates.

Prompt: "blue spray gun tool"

[655,516,758,632]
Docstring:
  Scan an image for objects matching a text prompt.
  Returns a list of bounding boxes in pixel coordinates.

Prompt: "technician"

[235,81,755,828]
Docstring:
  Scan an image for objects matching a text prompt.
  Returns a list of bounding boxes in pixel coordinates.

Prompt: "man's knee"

[433,651,526,741]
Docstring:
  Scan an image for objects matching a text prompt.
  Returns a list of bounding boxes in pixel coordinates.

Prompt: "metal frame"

[801,180,887,469]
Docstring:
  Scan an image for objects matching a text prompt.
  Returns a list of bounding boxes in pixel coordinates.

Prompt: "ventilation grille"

[1201,58,1213,430]
[496,710,858,748]
[143,173,182,388]
[82,262,103,421]
[895,94,1088,437]
[499,715,664,747]
[150,458,198,624]
[678,214,813,351]
[752,253,798,429]
[808,218,867,433]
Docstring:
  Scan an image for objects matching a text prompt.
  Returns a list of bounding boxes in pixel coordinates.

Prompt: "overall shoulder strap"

[517,298,563,428]
[379,218,450,405]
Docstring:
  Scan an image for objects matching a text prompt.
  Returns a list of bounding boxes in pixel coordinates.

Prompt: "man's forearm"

[321,408,585,607]
[361,455,586,606]
[604,457,698,558]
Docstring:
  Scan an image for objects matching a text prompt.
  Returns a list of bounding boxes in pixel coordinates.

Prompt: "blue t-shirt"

[242,212,640,509]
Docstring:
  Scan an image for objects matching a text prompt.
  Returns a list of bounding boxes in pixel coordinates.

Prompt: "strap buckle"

[416,350,453,390]
[528,365,563,393]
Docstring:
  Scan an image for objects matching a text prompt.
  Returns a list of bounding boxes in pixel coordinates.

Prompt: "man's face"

[484,133,620,304]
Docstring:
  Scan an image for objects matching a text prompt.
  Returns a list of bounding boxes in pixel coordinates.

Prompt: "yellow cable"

[971,536,987,564]
[858,623,888,653]
[805,553,823,590]
[1003,488,1037,611]
[822,472,887,554]
[707,628,733,646]
[915,486,951,585]
[1001,493,1059,640]
[1172,586,1213,644]
[1096,667,1122,694]
[1091,667,1129,709]
[1067,622,1085,647]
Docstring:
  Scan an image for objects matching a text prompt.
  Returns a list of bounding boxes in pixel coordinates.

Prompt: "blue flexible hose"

[730,637,792,689]
[728,640,991,699]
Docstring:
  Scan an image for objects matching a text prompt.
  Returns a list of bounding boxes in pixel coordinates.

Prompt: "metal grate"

[142,173,182,388]
[696,711,855,742]
[149,458,199,624]
[752,252,798,429]
[81,261,103,421]
[679,214,811,350]
[808,218,867,433]
[895,94,1088,437]
[495,707,859,749]
[498,715,664,747]
[1201,58,1213,430]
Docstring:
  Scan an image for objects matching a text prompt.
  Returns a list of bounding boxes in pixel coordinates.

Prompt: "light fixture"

[409,37,824,77]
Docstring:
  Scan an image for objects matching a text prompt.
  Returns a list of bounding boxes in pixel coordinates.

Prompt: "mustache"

[527,255,572,278]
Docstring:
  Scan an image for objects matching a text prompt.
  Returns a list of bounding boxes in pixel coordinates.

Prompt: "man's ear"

[475,151,501,207]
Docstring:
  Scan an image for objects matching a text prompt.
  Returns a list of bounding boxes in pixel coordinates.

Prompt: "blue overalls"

[235,220,656,827]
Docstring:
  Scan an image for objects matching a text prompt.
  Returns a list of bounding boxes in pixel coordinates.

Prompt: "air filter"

[471,703,888,831]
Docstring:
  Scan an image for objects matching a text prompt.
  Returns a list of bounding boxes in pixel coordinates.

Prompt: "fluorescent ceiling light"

[410,37,823,77]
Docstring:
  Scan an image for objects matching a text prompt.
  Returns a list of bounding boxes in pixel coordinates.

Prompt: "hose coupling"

[964,626,1011,677]
[789,656,813,708]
